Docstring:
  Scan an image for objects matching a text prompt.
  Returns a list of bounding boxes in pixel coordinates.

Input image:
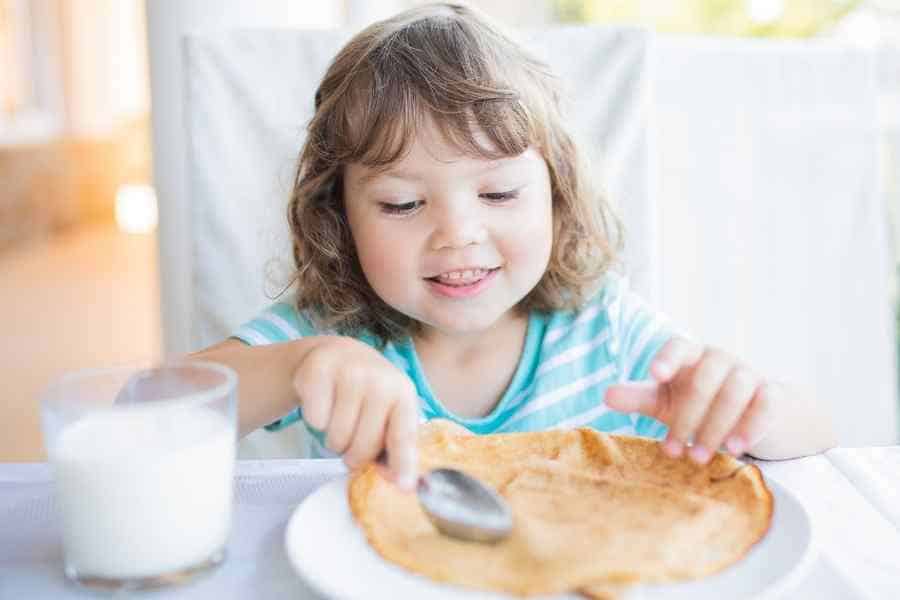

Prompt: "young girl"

[193,2,834,490]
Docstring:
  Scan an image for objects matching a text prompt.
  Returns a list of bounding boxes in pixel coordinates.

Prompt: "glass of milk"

[40,360,237,592]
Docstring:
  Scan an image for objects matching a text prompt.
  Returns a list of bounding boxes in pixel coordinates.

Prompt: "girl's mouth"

[425,267,500,299]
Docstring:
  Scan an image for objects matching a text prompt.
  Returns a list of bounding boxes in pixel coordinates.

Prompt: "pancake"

[348,420,773,598]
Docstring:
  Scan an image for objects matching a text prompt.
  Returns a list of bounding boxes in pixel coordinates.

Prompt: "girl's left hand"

[604,337,777,464]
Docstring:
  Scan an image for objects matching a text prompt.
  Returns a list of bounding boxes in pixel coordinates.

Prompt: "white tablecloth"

[2,450,899,599]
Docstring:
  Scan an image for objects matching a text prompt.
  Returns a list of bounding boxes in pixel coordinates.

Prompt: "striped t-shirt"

[233,273,674,457]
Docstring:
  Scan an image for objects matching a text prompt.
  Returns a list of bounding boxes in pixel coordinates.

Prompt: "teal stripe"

[544,315,613,354]
[247,318,292,343]
[306,422,328,448]
[493,333,616,419]
[270,302,315,336]
[306,427,334,458]
[263,407,302,431]
[537,334,613,385]
[230,328,258,346]
[498,374,616,432]
[635,414,668,439]
[381,344,411,371]
[588,410,633,431]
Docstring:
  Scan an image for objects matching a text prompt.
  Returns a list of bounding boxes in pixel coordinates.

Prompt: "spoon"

[377,451,513,543]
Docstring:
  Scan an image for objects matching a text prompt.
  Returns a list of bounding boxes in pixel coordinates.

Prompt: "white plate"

[285,475,816,600]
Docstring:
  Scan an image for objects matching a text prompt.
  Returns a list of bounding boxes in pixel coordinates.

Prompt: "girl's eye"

[480,189,519,203]
[379,200,422,215]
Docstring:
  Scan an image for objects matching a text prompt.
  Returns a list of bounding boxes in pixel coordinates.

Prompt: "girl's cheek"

[500,220,552,269]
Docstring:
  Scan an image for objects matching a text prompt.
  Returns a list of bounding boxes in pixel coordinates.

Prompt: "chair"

[179,26,658,457]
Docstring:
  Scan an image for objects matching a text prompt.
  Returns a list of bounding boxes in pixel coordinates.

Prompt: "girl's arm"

[191,338,318,437]
[190,336,421,489]
[741,382,837,460]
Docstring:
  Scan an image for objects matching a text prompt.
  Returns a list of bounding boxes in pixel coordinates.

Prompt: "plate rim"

[284,473,818,600]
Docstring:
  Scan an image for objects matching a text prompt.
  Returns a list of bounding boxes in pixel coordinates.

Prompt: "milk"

[50,404,235,579]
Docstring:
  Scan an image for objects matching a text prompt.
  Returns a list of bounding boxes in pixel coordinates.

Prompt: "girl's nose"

[429,208,488,250]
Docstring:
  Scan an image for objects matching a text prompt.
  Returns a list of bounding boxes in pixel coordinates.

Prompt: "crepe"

[348,420,773,598]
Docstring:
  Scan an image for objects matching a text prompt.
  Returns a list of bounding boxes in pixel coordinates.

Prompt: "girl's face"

[343,118,554,339]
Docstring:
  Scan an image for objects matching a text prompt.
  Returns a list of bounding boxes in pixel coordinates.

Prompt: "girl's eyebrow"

[358,167,422,186]
[357,157,520,187]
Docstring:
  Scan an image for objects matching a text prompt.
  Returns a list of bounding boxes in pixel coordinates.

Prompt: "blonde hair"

[287,2,621,343]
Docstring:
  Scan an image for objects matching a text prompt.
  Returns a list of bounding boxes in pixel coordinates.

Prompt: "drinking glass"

[40,360,237,591]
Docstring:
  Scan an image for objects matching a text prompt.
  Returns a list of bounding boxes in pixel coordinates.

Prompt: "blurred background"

[1,0,898,461]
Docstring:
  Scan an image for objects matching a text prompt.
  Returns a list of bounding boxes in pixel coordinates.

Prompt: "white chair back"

[653,37,898,446]
[168,27,898,454]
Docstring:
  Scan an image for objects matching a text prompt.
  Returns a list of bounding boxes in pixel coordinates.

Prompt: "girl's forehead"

[346,114,543,185]
[347,144,543,188]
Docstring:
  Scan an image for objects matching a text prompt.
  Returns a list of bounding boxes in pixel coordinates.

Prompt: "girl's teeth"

[437,268,487,283]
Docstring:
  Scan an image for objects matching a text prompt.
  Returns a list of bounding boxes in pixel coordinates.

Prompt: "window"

[0,0,63,145]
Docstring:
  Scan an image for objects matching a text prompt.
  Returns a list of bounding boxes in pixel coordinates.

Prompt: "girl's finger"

[342,388,390,469]
[666,348,733,450]
[293,365,336,432]
[650,337,703,382]
[604,382,663,419]
[385,388,420,491]
[726,382,778,455]
[692,367,759,462]
[325,373,364,455]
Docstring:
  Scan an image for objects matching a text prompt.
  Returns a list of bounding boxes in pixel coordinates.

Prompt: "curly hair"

[287,2,622,343]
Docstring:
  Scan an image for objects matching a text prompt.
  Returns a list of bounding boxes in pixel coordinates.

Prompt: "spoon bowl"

[416,468,513,544]
[376,452,512,543]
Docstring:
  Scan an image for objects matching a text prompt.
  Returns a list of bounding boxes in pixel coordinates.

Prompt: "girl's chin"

[427,323,498,337]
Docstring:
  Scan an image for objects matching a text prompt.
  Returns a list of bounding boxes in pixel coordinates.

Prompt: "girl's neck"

[412,309,530,419]
[412,309,527,365]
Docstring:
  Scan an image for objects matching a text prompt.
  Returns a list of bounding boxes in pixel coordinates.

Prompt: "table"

[2,449,900,599]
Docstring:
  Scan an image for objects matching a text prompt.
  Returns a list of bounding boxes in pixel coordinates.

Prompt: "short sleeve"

[602,274,678,440]
[231,299,318,346]
[603,273,676,382]
[230,300,319,432]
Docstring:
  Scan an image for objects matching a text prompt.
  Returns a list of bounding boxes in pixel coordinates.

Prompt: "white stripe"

[619,292,644,328]
[261,311,302,339]
[544,303,603,345]
[536,330,611,376]
[609,425,636,436]
[552,402,614,430]
[507,364,617,424]
[554,408,636,432]
[622,316,666,376]
[236,327,270,346]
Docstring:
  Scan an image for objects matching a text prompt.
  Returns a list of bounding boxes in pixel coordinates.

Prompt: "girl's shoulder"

[231,295,390,349]
[537,270,671,356]
[542,271,630,328]
[231,296,326,345]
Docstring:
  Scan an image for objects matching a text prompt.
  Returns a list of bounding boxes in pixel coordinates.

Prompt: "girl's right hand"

[292,336,420,490]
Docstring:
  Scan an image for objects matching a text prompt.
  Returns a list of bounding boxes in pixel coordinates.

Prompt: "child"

[192,2,834,490]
